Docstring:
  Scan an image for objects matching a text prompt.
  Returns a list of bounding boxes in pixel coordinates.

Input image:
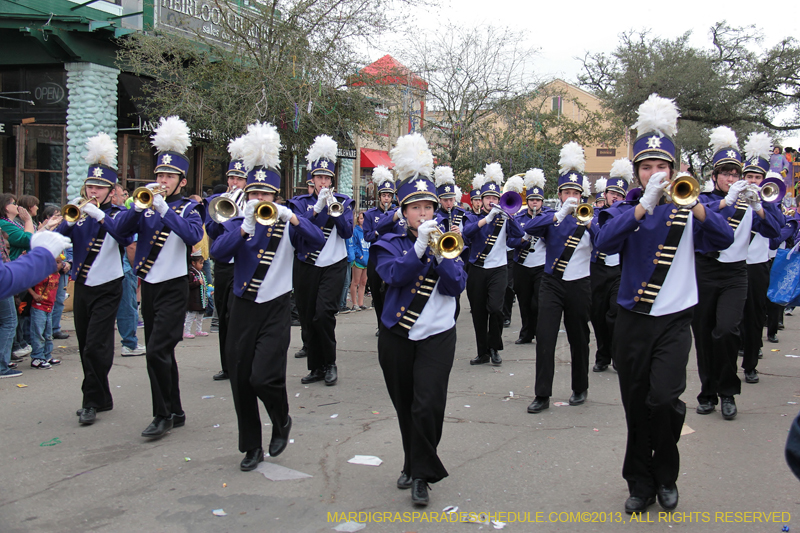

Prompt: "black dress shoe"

[268,416,292,457]
[397,472,412,489]
[503,319,511,328]
[375,328,380,337]
[141,415,174,438]
[514,337,532,345]
[569,390,587,406]
[52,331,70,340]
[172,412,186,428]
[240,447,264,471]
[469,354,490,365]
[657,484,679,510]
[737,348,744,357]
[744,369,759,383]
[324,364,338,386]
[79,407,96,425]
[301,368,325,384]
[758,348,763,359]
[720,396,737,420]
[411,479,429,506]
[768,334,779,343]
[291,319,301,327]
[778,321,785,330]
[76,404,112,416]
[294,346,308,358]
[213,370,229,381]
[593,363,609,372]
[489,348,502,366]
[527,397,549,413]
[625,495,656,514]
[696,401,715,415]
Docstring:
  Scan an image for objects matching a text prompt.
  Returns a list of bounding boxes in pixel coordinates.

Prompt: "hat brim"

[154,165,185,175]
[84,178,114,188]
[401,191,439,207]
[633,151,675,164]
[244,183,279,194]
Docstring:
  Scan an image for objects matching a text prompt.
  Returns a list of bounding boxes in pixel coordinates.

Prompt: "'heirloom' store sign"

[157,0,272,48]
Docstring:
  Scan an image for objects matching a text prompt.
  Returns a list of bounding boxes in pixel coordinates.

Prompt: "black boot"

[411,479,429,505]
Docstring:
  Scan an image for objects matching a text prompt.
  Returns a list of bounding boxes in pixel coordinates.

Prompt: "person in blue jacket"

[349,211,369,310]
[372,133,466,507]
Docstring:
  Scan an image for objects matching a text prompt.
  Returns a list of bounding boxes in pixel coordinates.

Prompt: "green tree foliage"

[578,22,800,174]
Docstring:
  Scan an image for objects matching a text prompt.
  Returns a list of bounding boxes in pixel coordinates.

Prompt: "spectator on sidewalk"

[184,251,209,338]
[349,211,369,311]
[28,255,63,369]
[112,184,145,356]
[38,206,72,341]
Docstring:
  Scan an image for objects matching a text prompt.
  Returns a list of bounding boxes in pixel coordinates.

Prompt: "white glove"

[724,180,748,207]
[555,198,579,223]
[314,188,331,214]
[82,203,105,222]
[277,204,293,223]
[743,185,763,212]
[484,205,504,223]
[638,172,669,215]
[522,233,533,242]
[30,231,72,260]
[414,220,439,259]
[241,199,258,236]
[152,194,169,216]
[146,182,160,190]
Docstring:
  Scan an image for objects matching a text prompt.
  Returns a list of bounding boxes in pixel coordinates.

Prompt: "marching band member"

[434,166,467,318]
[289,135,354,387]
[204,134,248,382]
[593,181,607,208]
[741,134,781,384]
[468,177,483,216]
[589,160,632,372]
[210,123,325,471]
[58,134,133,425]
[116,116,204,439]
[463,163,525,366]
[524,143,595,413]
[373,133,467,506]
[693,127,781,420]
[508,169,549,345]
[363,166,401,335]
[596,94,734,513]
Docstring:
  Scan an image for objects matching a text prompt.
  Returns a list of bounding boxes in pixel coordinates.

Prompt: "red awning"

[360,148,394,169]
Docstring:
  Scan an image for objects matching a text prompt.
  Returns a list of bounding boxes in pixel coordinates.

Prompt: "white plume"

[151,116,191,154]
[709,126,739,154]
[241,122,281,171]
[390,133,433,179]
[582,176,592,194]
[632,94,679,138]
[558,142,585,175]
[306,134,338,169]
[472,174,484,190]
[702,179,714,192]
[434,166,455,187]
[594,177,607,193]
[483,162,504,186]
[505,174,524,194]
[524,168,546,190]
[766,171,783,181]
[744,131,772,161]
[372,165,394,186]
[454,185,463,199]
[84,133,117,167]
[227,135,246,161]
[609,158,634,183]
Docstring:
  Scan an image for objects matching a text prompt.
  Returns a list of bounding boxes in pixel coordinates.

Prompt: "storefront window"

[124,135,155,191]
[359,168,375,210]
[20,125,65,207]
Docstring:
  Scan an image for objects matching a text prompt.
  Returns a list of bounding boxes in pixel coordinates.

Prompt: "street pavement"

[1,299,798,532]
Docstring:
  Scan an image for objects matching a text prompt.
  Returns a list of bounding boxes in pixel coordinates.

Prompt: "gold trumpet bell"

[132,186,169,210]
[255,200,278,226]
[62,196,97,223]
[575,203,594,224]
[428,229,464,259]
[208,196,240,224]
[668,175,700,206]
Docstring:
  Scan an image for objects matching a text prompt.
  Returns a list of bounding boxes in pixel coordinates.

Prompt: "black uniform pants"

[742,262,769,372]
[293,258,347,371]
[141,278,188,418]
[378,325,455,484]
[535,274,591,398]
[513,263,543,342]
[502,251,515,322]
[590,262,621,367]
[766,258,784,336]
[226,293,291,453]
[616,307,691,499]
[74,278,123,410]
[466,264,506,356]
[367,252,385,329]
[213,261,235,373]
[693,256,746,403]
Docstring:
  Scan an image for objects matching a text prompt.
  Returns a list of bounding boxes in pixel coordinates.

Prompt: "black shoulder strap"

[136,199,191,279]
[552,224,587,279]
[241,222,288,301]
[474,219,504,267]
[389,262,440,338]
[304,216,337,265]
[728,198,748,230]
[76,225,108,284]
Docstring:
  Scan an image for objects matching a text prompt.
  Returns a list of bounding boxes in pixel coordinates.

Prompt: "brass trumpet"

[254,200,279,226]
[326,188,344,217]
[575,203,594,224]
[428,228,464,259]
[667,174,700,207]
[132,186,169,210]
[63,196,97,223]
[741,177,786,204]
[208,188,246,224]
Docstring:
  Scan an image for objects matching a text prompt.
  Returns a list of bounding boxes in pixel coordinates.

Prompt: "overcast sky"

[380,0,800,146]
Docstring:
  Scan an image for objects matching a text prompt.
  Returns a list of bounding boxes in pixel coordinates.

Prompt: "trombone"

[326,188,344,217]
[63,196,97,223]
[428,228,464,259]
[132,185,169,210]
[254,200,279,226]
